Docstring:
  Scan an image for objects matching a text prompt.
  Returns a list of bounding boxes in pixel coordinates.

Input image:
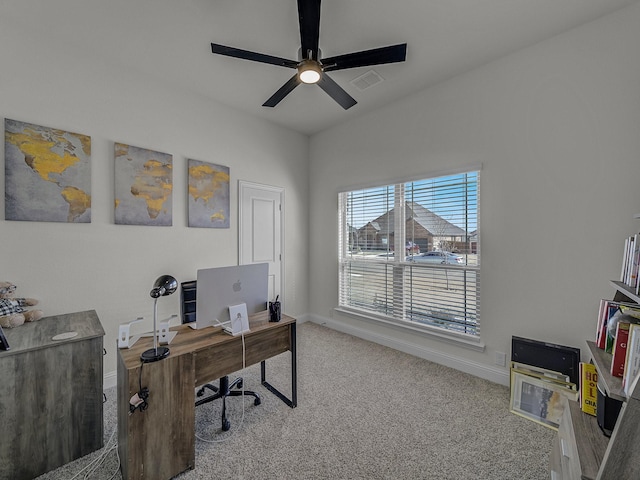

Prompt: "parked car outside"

[408,251,463,264]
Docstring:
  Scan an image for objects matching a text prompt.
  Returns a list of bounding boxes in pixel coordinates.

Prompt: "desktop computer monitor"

[194,263,269,330]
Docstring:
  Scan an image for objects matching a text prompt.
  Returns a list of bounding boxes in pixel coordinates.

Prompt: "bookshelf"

[587,341,624,402]
[550,281,640,479]
[609,280,640,304]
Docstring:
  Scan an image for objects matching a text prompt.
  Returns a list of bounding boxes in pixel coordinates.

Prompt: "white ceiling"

[2,0,638,135]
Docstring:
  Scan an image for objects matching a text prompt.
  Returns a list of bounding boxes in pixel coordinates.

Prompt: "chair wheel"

[254,397,261,406]
[196,389,204,397]
[222,419,231,431]
[236,380,243,389]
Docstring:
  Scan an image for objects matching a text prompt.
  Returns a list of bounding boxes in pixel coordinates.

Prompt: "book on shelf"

[596,300,623,351]
[621,236,630,283]
[623,324,640,396]
[599,300,623,352]
[611,321,632,378]
[627,235,635,285]
[631,234,640,289]
[579,362,598,416]
[620,233,640,289]
[597,301,640,352]
[599,301,617,351]
[595,299,608,349]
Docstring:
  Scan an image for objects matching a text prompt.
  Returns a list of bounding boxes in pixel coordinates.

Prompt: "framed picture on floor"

[510,361,573,384]
[509,368,578,430]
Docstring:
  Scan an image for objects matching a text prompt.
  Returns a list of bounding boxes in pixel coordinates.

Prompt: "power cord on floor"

[196,330,248,444]
[68,421,120,480]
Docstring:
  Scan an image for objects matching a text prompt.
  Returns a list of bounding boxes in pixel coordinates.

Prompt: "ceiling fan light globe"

[300,70,321,84]
[298,60,322,84]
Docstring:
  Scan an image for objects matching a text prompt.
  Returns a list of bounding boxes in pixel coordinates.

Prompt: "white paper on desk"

[228,303,250,336]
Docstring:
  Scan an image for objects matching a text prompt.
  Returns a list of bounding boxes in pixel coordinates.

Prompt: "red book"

[596,300,608,349]
[611,322,632,378]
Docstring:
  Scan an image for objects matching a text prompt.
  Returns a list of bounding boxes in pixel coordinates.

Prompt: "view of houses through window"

[338,170,480,337]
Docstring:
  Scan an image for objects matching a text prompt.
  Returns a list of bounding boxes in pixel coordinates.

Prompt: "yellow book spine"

[580,362,598,416]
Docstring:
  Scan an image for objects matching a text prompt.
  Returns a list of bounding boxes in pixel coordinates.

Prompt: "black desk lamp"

[141,275,178,363]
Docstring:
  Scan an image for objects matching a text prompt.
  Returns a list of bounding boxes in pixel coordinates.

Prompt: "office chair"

[180,281,261,431]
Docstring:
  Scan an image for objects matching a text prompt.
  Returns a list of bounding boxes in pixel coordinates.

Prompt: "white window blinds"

[338,170,480,336]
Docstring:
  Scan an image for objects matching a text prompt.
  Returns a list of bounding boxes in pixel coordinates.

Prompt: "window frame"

[337,166,482,350]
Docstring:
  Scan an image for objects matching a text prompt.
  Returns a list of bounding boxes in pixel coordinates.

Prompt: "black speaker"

[597,384,623,436]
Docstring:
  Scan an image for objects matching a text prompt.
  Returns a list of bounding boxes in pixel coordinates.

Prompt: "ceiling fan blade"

[317,74,357,110]
[262,75,301,107]
[298,0,321,59]
[211,43,298,68]
[322,44,407,72]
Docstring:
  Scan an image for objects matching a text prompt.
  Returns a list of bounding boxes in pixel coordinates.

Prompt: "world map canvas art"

[114,143,172,226]
[187,159,230,228]
[4,118,91,223]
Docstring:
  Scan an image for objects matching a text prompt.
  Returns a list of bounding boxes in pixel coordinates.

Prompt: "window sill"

[334,306,485,352]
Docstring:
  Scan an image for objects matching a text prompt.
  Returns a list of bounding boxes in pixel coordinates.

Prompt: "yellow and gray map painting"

[187,159,229,228]
[5,118,91,223]
[114,143,172,226]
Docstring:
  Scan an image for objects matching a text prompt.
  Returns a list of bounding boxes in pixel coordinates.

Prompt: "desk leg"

[261,323,297,408]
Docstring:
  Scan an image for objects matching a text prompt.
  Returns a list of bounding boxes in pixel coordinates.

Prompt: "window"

[338,169,480,339]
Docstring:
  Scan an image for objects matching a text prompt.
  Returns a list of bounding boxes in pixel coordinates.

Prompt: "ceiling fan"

[210,0,407,110]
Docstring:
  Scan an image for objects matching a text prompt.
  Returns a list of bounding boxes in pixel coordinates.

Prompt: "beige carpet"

[37,321,554,479]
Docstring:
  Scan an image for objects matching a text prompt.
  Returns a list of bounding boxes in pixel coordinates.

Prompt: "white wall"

[0,20,309,381]
[308,3,640,384]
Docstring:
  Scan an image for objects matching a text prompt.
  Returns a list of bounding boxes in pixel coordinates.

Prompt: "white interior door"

[239,181,283,308]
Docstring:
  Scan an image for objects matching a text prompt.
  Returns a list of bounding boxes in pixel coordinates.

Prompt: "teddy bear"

[0,281,44,328]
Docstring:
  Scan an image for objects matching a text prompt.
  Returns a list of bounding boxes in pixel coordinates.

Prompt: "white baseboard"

[307,313,509,386]
[103,370,117,391]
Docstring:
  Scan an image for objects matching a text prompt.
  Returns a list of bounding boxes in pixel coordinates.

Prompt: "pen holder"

[268,301,281,322]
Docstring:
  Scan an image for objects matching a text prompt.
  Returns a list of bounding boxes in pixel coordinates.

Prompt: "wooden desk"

[0,310,105,480]
[117,311,296,480]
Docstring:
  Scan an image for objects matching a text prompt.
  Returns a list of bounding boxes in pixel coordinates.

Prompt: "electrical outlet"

[495,351,507,367]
